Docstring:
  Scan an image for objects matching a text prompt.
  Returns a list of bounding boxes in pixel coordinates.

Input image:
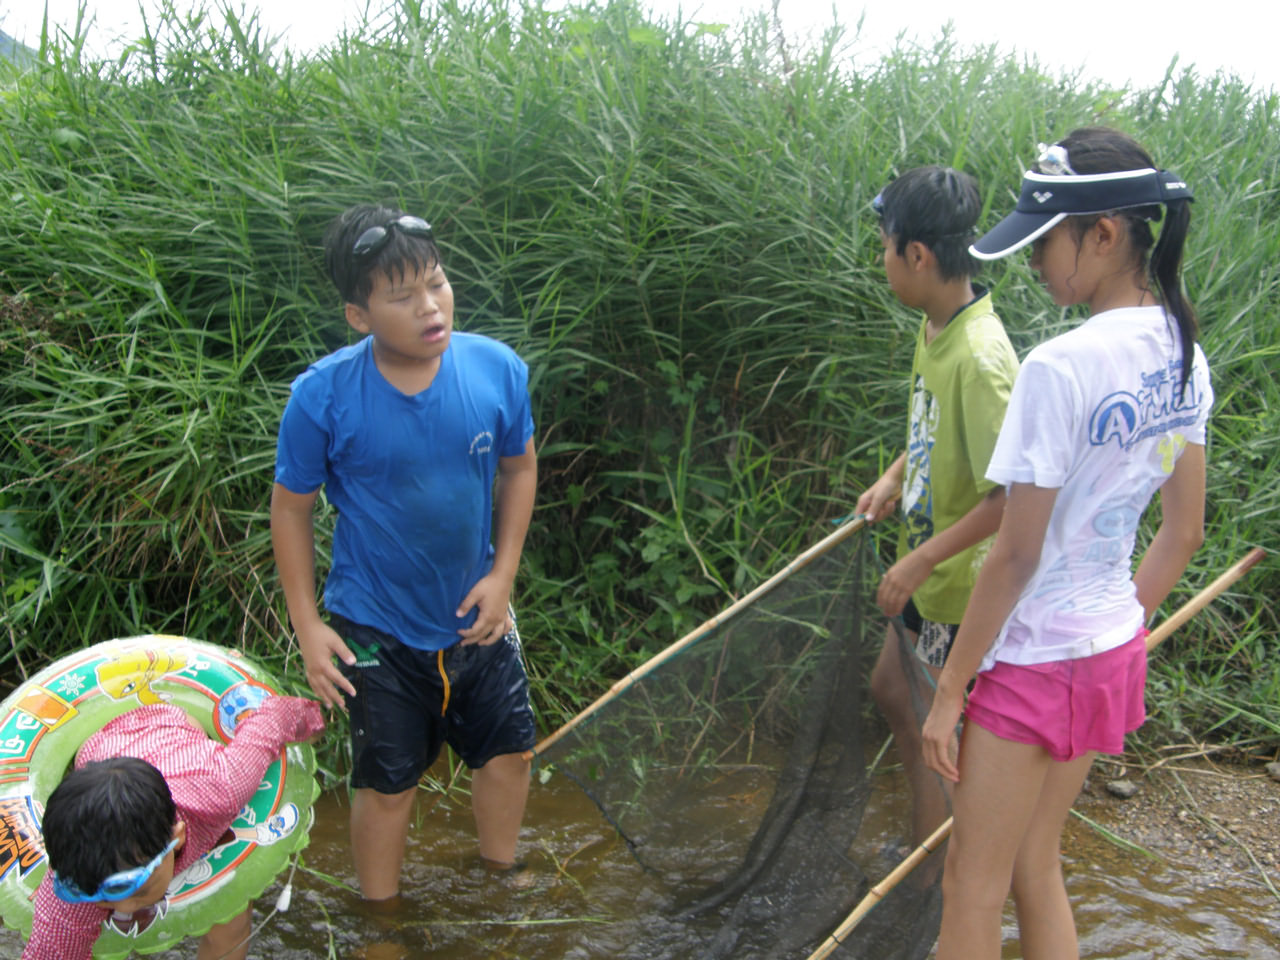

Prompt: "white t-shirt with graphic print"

[980,305,1212,671]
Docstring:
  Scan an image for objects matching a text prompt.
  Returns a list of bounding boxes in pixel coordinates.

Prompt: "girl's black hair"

[42,757,177,895]
[878,166,981,281]
[323,203,442,308]
[1050,126,1198,391]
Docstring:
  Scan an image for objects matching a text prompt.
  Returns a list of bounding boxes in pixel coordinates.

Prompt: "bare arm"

[270,483,355,707]
[876,485,1007,617]
[457,437,538,645]
[921,482,1059,782]
[1132,442,1206,620]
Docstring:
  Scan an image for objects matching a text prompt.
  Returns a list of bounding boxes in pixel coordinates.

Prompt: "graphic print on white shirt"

[902,373,939,550]
[981,306,1213,670]
[1088,357,1206,451]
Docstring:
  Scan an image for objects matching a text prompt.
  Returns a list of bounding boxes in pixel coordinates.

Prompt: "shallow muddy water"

[1057,811,1280,960]
[2,766,1275,958]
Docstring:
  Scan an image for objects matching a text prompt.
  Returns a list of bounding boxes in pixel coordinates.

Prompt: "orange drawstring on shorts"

[437,649,450,716]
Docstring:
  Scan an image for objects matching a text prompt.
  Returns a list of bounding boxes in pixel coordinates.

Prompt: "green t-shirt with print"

[897,289,1019,624]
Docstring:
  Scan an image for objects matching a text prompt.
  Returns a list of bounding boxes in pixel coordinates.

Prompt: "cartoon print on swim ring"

[0,635,319,959]
[94,647,189,706]
[215,681,273,740]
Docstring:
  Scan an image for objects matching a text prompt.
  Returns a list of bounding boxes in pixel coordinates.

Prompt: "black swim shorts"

[330,613,537,794]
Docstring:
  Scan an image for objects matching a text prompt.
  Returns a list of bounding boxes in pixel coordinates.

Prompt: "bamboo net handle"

[805,545,1266,960]
[1143,547,1264,652]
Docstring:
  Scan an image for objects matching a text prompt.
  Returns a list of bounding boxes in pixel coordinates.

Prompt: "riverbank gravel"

[1077,751,1280,895]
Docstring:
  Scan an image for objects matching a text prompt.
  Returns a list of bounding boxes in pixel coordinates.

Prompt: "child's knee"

[942,849,1009,912]
[492,751,530,773]
[475,751,531,784]
[1010,842,1066,897]
[869,656,898,705]
[359,785,418,814]
[869,648,913,716]
[210,905,252,935]
[199,905,252,960]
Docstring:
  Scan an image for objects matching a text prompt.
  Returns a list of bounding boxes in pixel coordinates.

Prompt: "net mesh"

[531,520,949,959]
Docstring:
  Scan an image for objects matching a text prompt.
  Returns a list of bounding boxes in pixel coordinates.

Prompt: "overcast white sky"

[2,0,1276,93]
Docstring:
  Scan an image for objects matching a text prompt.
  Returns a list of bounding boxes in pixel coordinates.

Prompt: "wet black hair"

[877,165,981,281]
[323,203,443,308]
[42,757,177,895]
[1044,126,1198,391]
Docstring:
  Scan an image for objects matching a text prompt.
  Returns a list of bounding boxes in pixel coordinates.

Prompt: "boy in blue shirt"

[271,205,538,900]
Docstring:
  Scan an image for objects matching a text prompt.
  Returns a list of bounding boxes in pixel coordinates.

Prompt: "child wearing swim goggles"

[52,823,182,906]
[24,698,324,960]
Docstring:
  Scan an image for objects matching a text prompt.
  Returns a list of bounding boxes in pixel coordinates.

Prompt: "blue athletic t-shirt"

[274,332,534,651]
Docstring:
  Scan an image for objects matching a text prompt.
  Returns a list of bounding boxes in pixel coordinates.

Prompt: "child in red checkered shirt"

[23,697,323,960]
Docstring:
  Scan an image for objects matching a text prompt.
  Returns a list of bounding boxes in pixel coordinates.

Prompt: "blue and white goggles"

[52,835,180,904]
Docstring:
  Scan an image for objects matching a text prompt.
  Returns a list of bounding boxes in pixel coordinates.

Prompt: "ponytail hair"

[1150,196,1196,392]
[1054,127,1198,392]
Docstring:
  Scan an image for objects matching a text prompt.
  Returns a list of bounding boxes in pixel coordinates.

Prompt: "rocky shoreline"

[1076,751,1280,897]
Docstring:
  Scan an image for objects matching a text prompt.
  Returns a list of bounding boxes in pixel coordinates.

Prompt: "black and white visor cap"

[970,167,1193,260]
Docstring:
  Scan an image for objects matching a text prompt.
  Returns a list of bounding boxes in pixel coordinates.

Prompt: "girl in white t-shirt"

[921,127,1212,959]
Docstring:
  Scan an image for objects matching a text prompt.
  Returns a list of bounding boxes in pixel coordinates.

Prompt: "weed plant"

[0,0,1275,755]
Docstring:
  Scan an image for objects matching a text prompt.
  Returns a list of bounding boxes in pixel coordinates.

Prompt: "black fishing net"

[531,520,948,959]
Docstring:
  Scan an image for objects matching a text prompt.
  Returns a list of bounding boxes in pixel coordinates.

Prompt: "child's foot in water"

[482,855,536,889]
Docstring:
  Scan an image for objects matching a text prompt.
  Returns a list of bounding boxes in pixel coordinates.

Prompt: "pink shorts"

[965,631,1148,762]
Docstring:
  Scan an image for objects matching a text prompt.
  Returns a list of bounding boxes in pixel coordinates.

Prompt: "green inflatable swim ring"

[0,635,319,958]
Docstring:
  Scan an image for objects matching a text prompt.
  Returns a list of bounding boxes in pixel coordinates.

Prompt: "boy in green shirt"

[856,166,1019,846]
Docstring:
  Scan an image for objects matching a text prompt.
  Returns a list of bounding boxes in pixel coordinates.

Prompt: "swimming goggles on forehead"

[870,188,971,241]
[351,215,434,258]
[1036,142,1077,176]
[52,835,181,904]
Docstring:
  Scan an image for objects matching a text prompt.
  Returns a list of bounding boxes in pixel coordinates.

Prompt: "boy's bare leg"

[869,622,949,846]
[197,905,252,960]
[471,752,531,866]
[351,785,416,899]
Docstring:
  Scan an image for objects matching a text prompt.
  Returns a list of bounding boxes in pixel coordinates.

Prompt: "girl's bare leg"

[936,724,1053,960]
[1011,751,1095,960]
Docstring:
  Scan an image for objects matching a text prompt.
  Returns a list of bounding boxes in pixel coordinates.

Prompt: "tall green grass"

[1,0,1275,748]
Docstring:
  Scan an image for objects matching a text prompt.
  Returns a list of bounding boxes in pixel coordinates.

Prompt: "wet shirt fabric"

[274,332,535,651]
[899,288,1019,624]
[24,698,325,960]
[981,305,1213,670]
